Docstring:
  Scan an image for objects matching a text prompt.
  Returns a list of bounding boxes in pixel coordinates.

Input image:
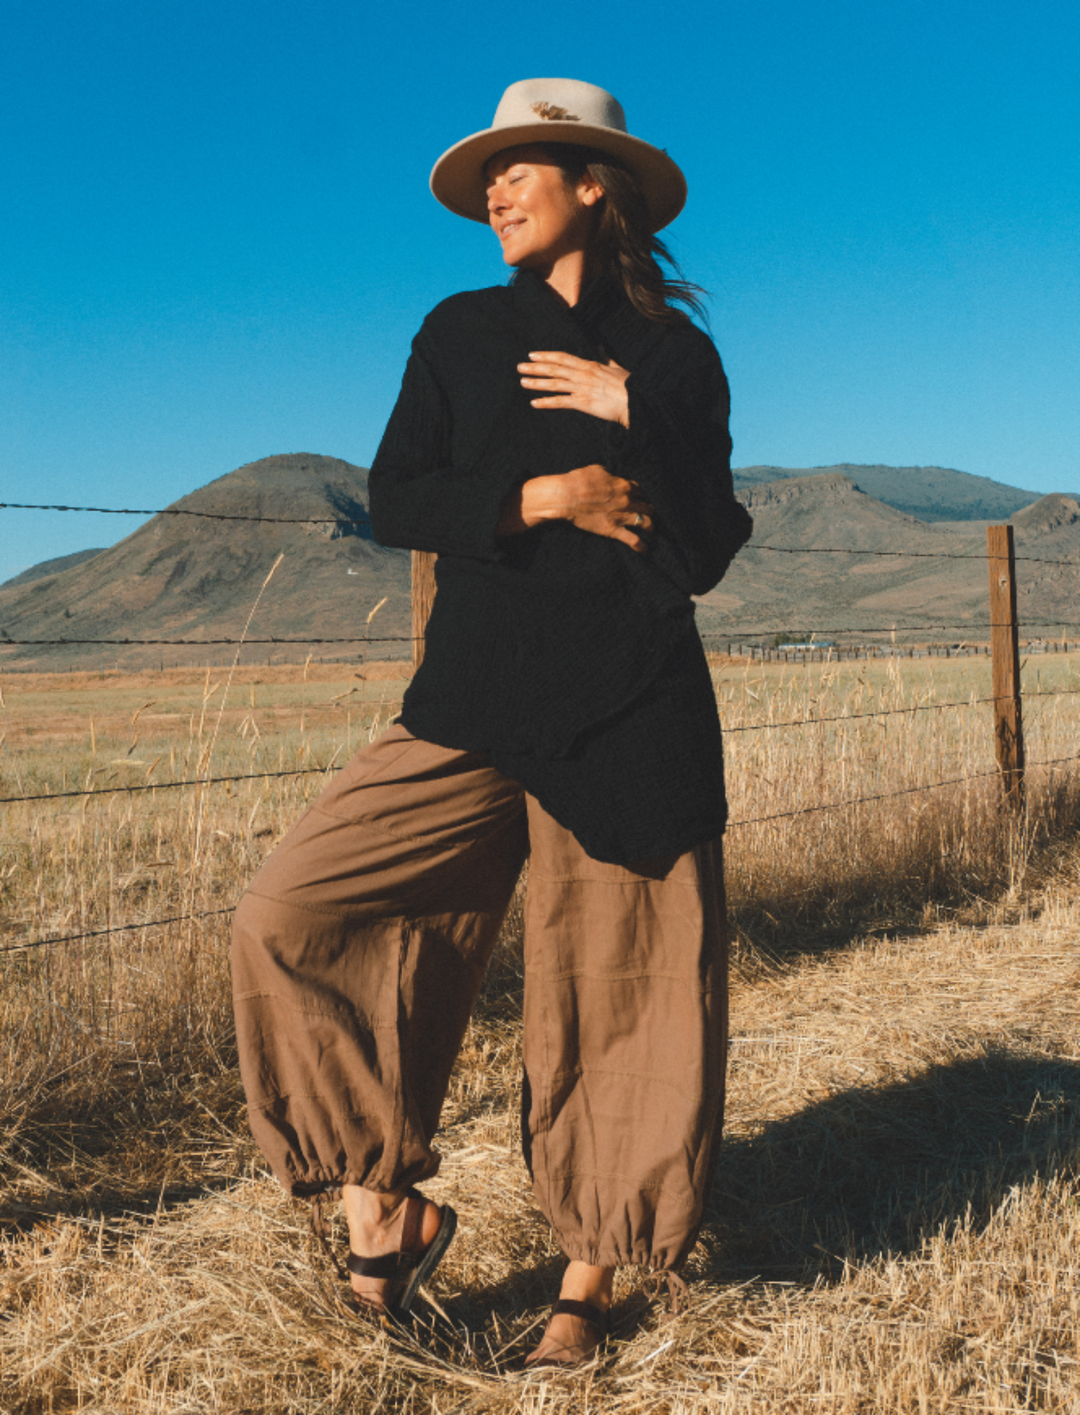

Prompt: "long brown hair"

[538,142,707,326]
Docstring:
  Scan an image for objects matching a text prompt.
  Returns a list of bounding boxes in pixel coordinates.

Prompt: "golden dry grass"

[718,652,1080,943]
[2,656,1080,1412]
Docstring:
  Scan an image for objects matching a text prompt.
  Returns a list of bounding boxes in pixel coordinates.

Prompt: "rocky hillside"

[732,463,1042,523]
[0,454,411,671]
[695,473,1080,642]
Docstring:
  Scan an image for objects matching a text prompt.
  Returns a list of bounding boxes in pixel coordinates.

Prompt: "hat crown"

[491,79,628,136]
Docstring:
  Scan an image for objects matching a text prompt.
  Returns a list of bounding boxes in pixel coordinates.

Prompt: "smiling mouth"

[499,220,524,240]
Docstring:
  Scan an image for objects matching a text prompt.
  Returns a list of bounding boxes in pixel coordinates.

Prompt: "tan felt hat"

[430,78,687,233]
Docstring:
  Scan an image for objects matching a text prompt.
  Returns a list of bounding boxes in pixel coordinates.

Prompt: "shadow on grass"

[727,874,993,973]
[700,1048,1080,1287]
[728,796,1080,972]
[426,1052,1080,1357]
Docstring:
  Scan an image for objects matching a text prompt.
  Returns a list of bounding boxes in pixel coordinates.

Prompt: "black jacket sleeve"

[368,334,513,560]
[612,331,753,596]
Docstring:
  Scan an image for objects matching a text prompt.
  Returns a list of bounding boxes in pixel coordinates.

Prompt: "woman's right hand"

[497,465,654,553]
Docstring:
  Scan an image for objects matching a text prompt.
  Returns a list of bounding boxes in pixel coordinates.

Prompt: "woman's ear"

[577,173,605,209]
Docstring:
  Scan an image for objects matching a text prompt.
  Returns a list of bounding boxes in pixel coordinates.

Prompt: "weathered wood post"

[987,525,1025,810]
[411,550,437,668]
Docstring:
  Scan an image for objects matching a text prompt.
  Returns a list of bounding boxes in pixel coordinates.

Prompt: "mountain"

[1,548,107,588]
[695,474,1080,642]
[0,454,411,671]
[733,463,1041,523]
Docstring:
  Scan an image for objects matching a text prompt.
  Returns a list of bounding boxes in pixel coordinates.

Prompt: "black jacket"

[369,270,752,864]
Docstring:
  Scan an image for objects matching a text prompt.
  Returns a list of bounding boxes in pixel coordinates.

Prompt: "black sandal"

[345,1188,458,1319]
[524,1298,610,1369]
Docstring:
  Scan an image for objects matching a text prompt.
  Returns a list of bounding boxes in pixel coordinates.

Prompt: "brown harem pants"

[231,724,728,1271]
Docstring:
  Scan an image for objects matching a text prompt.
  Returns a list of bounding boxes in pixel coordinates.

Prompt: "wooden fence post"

[987,525,1025,809]
[411,550,437,668]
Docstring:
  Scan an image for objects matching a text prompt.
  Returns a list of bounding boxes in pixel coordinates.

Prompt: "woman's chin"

[507,252,553,276]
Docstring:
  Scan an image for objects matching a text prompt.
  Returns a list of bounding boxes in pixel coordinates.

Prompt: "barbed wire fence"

[3,504,1080,954]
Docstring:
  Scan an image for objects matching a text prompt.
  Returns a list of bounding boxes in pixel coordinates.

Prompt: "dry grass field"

[3,651,1080,1413]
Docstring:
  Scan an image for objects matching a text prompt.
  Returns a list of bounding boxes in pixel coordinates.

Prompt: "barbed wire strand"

[0,502,370,528]
[0,765,336,806]
[748,543,1080,569]
[1,634,419,646]
[0,907,234,955]
[724,686,1080,734]
[7,752,1079,956]
[726,750,1080,826]
[7,500,1080,570]
[7,686,1080,806]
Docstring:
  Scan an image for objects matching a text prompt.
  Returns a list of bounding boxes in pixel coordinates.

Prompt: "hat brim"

[430,122,687,233]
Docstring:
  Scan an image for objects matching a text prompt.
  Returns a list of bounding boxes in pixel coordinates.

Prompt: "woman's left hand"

[519,351,631,428]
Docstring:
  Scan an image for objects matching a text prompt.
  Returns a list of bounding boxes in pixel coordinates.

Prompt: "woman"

[231,78,752,1368]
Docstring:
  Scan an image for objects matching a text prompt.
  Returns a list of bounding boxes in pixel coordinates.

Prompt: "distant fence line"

[716,639,1080,665]
[5,628,1080,658]
[4,632,1080,678]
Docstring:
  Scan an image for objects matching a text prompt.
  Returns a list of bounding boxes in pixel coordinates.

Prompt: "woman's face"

[485,146,602,271]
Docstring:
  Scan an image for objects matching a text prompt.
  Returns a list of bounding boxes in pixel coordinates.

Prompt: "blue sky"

[2,0,1077,581]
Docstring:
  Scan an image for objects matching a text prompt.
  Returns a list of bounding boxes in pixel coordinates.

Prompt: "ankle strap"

[551,1298,609,1335]
[346,1248,406,1279]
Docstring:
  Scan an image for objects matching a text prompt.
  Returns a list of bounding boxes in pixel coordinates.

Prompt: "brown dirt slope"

[0,454,410,670]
